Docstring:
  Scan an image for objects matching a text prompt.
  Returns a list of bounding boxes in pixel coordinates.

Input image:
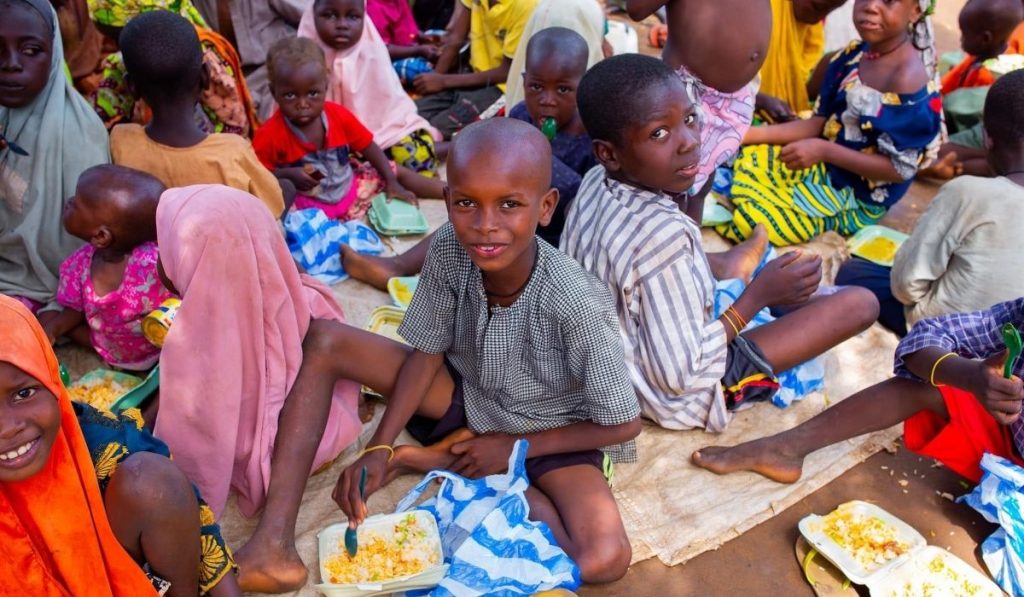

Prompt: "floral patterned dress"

[720,41,942,246]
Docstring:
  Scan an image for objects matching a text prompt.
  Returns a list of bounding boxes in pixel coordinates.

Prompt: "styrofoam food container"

[315,510,447,597]
[798,501,926,586]
[867,545,1002,596]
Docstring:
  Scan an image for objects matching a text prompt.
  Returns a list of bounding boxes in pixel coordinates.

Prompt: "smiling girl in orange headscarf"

[0,294,239,596]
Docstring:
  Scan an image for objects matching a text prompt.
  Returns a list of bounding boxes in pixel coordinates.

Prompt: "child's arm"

[904,347,1023,426]
[388,44,439,61]
[790,141,903,183]
[625,0,668,19]
[360,141,417,203]
[743,116,825,146]
[432,1,469,75]
[413,59,511,95]
[448,419,641,478]
[40,308,85,344]
[334,349,446,523]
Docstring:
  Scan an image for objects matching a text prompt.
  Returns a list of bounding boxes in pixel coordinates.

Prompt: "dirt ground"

[578,3,993,596]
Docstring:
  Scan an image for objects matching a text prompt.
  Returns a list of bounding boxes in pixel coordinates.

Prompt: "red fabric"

[252,102,374,171]
[941,57,996,95]
[0,294,157,597]
[366,0,420,46]
[904,385,1024,483]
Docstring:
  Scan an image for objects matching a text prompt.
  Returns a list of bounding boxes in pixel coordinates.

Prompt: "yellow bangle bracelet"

[722,312,741,337]
[728,306,749,329]
[359,444,395,462]
[929,352,956,387]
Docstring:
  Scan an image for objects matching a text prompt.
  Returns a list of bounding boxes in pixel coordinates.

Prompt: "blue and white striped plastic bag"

[395,440,581,596]
[283,208,383,285]
[958,453,1024,595]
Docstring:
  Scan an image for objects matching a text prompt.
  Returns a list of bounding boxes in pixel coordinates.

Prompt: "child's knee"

[304,319,350,365]
[576,533,632,584]
[833,286,880,328]
[108,452,197,515]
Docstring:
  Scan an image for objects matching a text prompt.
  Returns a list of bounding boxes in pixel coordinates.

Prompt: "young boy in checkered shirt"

[316,118,641,583]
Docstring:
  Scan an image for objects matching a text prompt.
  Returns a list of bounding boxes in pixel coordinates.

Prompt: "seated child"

[755,0,847,122]
[563,54,878,431]
[310,119,642,583]
[108,11,287,218]
[412,0,539,139]
[0,294,240,596]
[366,0,440,84]
[337,27,595,289]
[41,165,173,371]
[299,0,443,177]
[718,0,943,246]
[837,71,1024,336]
[255,37,437,221]
[920,0,1024,179]
[692,297,1024,485]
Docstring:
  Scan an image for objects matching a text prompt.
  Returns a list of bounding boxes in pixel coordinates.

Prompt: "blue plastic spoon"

[1002,323,1022,379]
[0,133,29,156]
[344,466,368,557]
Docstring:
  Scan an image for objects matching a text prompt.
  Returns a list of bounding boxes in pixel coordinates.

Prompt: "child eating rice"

[41,165,173,372]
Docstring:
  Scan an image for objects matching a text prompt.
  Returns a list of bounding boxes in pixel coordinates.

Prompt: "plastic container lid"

[847,225,909,268]
[387,276,419,309]
[866,545,1002,596]
[367,194,429,236]
[315,510,447,597]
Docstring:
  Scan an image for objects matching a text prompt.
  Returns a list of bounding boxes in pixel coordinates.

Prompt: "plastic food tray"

[367,194,429,236]
[315,510,447,597]
[799,501,1001,595]
[365,306,407,345]
[69,366,160,413]
[387,276,419,309]
[847,225,909,268]
[702,201,733,227]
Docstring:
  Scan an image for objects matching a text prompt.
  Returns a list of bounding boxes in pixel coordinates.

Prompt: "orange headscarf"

[0,294,156,597]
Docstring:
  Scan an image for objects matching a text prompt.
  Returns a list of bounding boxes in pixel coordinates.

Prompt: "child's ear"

[92,226,113,249]
[592,139,621,173]
[442,184,452,215]
[537,187,559,228]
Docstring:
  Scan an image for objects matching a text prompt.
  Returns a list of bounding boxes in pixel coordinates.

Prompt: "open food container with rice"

[315,510,448,596]
[846,226,909,268]
[67,366,159,413]
[799,501,1002,596]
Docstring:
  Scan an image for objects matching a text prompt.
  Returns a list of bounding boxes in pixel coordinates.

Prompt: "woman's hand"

[449,434,517,478]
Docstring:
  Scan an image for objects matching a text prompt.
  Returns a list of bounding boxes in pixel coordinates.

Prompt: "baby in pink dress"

[43,165,173,371]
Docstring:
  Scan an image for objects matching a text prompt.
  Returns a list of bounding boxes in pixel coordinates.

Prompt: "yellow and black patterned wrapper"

[143,298,181,347]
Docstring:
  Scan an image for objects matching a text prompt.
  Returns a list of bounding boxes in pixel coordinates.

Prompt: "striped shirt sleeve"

[636,252,729,397]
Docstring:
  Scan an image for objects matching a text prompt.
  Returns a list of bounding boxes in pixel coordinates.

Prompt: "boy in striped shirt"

[561,54,879,433]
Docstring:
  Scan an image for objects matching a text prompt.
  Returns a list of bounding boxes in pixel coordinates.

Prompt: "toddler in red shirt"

[255,37,417,220]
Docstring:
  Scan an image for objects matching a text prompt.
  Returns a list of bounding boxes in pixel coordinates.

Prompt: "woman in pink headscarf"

[298,0,440,177]
[154,184,361,593]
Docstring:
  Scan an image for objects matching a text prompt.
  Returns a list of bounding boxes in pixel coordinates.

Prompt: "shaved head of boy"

[445,119,557,291]
[959,0,1024,58]
[983,69,1024,174]
[120,10,206,105]
[522,27,589,134]
[63,165,166,252]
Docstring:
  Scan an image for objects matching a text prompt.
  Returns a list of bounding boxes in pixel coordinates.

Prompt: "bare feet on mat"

[709,224,769,282]
[339,245,402,291]
[234,535,308,594]
[691,438,804,484]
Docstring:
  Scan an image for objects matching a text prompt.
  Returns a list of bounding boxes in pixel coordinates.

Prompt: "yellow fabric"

[460,0,539,92]
[758,0,825,111]
[109,124,285,217]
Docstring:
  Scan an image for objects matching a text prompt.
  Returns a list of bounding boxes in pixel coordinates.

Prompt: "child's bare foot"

[391,428,476,475]
[234,535,308,594]
[709,224,769,282]
[340,245,402,291]
[691,438,804,484]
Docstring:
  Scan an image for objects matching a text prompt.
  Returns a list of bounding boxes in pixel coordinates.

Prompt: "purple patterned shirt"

[894,297,1024,455]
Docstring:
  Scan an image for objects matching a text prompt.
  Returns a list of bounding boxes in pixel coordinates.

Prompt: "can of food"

[143,298,181,347]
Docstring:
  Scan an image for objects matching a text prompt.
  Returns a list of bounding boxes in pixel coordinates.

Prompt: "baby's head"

[445,119,557,276]
[63,165,166,252]
[0,0,54,109]
[120,10,205,111]
[792,0,847,24]
[522,27,589,133]
[313,0,365,52]
[958,0,1023,59]
[267,37,329,128]
[577,53,701,196]
[852,0,926,46]
[982,70,1024,175]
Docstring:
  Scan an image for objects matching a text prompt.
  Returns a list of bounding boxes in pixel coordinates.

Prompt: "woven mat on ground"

[56,199,903,595]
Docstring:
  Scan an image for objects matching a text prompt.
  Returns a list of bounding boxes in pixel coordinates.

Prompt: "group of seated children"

[8,0,1024,593]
